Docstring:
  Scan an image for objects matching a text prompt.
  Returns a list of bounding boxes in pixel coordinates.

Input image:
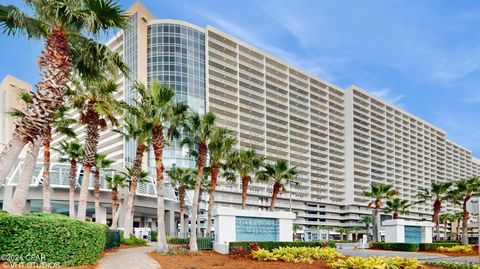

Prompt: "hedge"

[434,240,460,244]
[167,237,213,250]
[151,230,158,242]
[0,213,107,266]
[419,242,460,251]
[369,242,419,252]
[105,229,121,249]
[229,241,354,254]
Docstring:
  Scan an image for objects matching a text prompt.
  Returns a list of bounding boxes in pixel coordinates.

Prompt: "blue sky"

[1,0,480,156]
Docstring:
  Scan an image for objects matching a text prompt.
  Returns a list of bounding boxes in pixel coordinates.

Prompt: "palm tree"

[224,149,265,210]
[0,0,127,183]
[115,114,151,238]
[181,112,216,252]
[362,183,399,242]
[105,172,128,229]
[55,140,84,219]
[439,213,452,240]
[68,78,124,221]
[257,159,298,211]
[93,153,114,223]
[205,127,236,236]
[448,177,480,245]
[168,167,195,235]
[416,181,452,240]
[42,105,76,213]
[360,215,373,241]
[384,198,410,219]
[197,171,211,237]
[132,81,188,253]
[453,211,463,241]
[120,167,149,229]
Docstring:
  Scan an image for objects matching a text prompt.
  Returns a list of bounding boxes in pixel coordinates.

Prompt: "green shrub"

[229,241,352,254]
[252,247,343,263]
[369,242,419,252]
[105,229,121,249]
[426,261,480,269]
[151,230,158,242]
[434,240,460,244]
[0,212,107,266]
[329,256,424,269]
[419,242,460,251]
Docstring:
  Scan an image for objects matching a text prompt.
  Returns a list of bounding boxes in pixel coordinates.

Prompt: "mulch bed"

[420,250,479,257]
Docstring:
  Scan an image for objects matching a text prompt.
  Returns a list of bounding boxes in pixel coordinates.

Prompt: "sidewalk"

[98,244,160,269]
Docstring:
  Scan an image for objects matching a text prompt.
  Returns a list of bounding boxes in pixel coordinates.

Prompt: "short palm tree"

[93,153,114,223]
[168,167,195,235]
[105,172,128,229]
[68,78,124,221]
[439,213,453,240]
[384,198,410,219]
[416,181,452,240]
[42,105,76,213]
[224,149,265,210]
[360,215,373,241]
[132,81,188,253]
[181,112,216,252]
[0,0,127,183]
[55,141,84,219]
[362,183,399,242]
[205,127,236,236]
[257,159,298,211]
[448,177,480,245]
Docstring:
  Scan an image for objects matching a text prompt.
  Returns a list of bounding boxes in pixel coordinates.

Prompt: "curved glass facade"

[147,23,206,169]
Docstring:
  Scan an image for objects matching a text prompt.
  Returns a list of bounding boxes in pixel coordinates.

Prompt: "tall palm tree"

[168,167,195,235]
[224,149,264,210]
[205,127,236,236]
[448,177,480,245]
[132,81,188,253]
[93,153,114,223]
[42,105,76,213]
[416,181,452,240]
[115,114,151,238]
[362,183,399,242]
[384,198,410,219]
[0,0,127,183]
[105,172,128,229]
[55,140,84,219]
[257,159,298,211]
[181,112,216,252]
[360,215,373,241]
[68,78,124,221]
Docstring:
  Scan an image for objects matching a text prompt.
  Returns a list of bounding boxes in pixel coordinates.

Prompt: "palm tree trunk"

[462,197,471,245]
[69,159,77,219]
[196,190,202,236]
[77,115,99,221]
[0,134,28,184]
[8,138,42,215]
[152,127,169,253]
[444,222,448,240]
[94,169,101,223]
[42,126,52,213]
[123,144,145,239]
[112,195,124,229]
[0,27,71,185]
[241,176,249,210]
[373,206,380,242]
[433,199,441,240]
[179,187,185,235]
[189,143,207,252]
[111,187,118,228]
[366,224,370,241]
[457,218,461,241]
[206,163,219,236]
[270,182,281,211]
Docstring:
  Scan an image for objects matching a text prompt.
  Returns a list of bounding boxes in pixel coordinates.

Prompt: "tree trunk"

[196,190,202,236]
[77,117,99,221]
[462,196,471,245]
[270,182,281,211]
[152,126,169,253]
[69,159,77,219]
[373,205,380,242]
[111,187,118,228]
[0,27,71,185]
[42,126,52,213]
[366,224,370,242]
[0,134,27,185]
[94,169,101,223]
[179,186,185,236]
[206,163,219,236]
[241,176,249,210]
[433,199,441,241]
[189,143,207,252]
[457,219,461,241]
[111,195,124,229]
[444,222,448,240]
[123,143,145,239]
[8,138,42,215]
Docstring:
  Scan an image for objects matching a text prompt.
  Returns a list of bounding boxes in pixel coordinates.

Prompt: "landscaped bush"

[425,261,480,269]
[151,230,158,242]
[419,242,460,251]
[434,240,461,244]
[229,241,352,254]
[437,245,473,253]
[369,242,419,251]
[0,212,107,266]
[252,247,343,264]
[167,237,212,250]
[328,256,424,269]
[105,229,121,249]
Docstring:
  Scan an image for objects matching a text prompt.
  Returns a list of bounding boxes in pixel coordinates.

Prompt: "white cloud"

[370,88,405,108]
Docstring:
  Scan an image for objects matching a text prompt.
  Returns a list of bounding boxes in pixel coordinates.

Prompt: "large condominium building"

[2,2,479,234]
